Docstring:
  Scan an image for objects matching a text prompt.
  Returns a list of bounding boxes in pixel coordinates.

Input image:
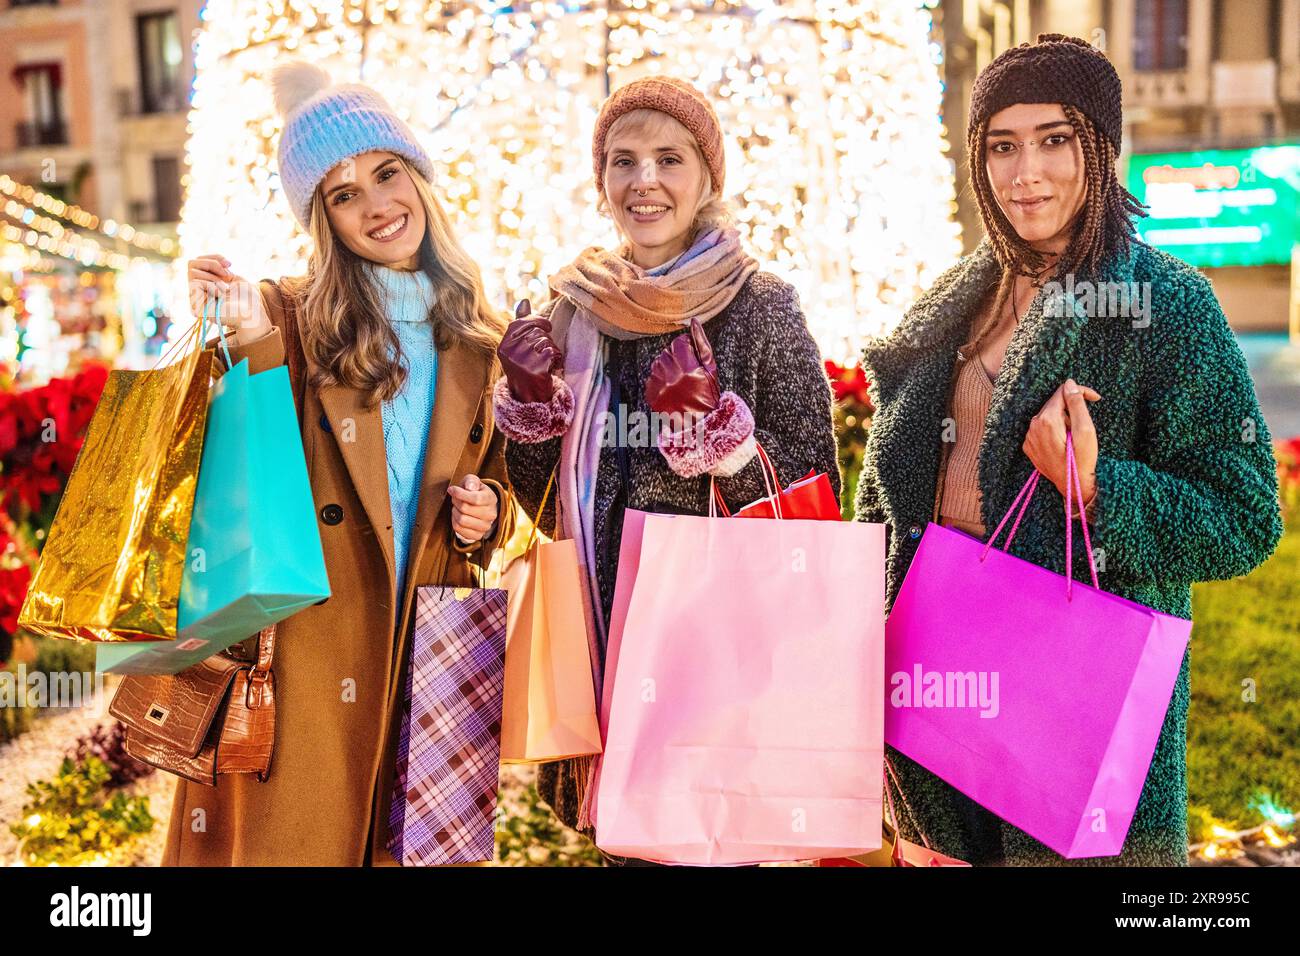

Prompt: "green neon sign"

[1125,145,1300,268]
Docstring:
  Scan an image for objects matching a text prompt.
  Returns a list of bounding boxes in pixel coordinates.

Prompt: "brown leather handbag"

[110,625,277,786]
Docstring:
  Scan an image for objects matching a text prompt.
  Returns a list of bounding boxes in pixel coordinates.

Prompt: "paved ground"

[1238,332,1300,440]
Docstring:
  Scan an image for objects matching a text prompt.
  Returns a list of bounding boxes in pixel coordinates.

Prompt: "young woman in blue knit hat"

[856,35,1282,866]
[176,62,510,865]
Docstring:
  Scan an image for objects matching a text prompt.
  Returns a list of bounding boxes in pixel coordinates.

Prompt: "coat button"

[469,423,483,444]
[319,412,332,433]
[908,525,922,540]
[320,504,344,525]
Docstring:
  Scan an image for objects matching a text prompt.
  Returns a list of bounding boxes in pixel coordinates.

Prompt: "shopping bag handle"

[708,441,784,519]
[883,754,933,850]
[485,469,553,589]
[979,431,1099,598]
[203,295,237,372]
[523,467,557,553]
[151,292,236,372]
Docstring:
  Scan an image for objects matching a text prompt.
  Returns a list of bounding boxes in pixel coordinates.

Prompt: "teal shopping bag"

[97,337,329,674]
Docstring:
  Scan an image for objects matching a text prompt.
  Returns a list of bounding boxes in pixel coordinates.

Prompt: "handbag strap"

[244,623,276,708]
[256,277,309,432]
[978,430,1099,597]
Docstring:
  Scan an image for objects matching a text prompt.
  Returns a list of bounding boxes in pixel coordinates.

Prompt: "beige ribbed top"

[939,352,995,537]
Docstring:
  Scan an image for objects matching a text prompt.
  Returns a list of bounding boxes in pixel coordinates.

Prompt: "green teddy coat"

[854,237,1282,866]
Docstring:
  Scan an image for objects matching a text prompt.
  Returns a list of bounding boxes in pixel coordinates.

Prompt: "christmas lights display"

[181,0,961,360]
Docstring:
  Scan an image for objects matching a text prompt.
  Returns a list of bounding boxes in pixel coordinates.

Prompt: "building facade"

[0,0,203,233]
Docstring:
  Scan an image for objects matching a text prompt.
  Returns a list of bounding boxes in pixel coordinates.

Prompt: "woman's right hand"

[498,299,563,403]
[188,254,271,345]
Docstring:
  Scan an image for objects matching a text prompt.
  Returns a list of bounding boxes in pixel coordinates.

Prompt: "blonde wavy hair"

[595,107,733,242]
[301,155,506,406]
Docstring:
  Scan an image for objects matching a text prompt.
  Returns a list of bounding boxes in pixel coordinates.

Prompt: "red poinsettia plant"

[1275,435,1300,520]
[0,363,108,663]
[0,512,37,666]
[0,363,108,520]
[824,359,873,520]
[825,358,872,410]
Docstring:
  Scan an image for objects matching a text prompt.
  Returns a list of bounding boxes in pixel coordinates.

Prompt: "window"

[152,156,182,222]
[136,10,183,114]
[1134,0,1189,71]
[12,62,66,147]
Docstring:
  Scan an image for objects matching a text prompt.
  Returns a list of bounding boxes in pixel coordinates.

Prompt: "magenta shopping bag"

[884,434,1191,859]
[593,482,886,864]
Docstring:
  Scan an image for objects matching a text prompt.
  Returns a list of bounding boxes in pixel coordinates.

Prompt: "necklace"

[1007,274,1019,326]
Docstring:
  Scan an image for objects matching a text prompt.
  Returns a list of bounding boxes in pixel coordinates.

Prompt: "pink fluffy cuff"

[492,375,575,443]
[656,391,758,479]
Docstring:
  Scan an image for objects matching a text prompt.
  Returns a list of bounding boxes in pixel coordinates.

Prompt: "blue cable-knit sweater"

[368,264,438,601]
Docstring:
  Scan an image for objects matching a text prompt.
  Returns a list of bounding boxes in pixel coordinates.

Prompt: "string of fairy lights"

[0,175,179,271]
[181,0,962,361]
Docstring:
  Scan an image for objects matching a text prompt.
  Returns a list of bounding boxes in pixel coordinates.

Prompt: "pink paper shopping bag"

[884,435,1191,859]
[593,503,886,865]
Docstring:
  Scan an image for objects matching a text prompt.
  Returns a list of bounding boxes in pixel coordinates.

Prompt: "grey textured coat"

[504,270,841,831]
[854,238,1282,866]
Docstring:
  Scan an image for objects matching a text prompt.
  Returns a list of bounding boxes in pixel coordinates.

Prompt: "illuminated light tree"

[181,0,961,360]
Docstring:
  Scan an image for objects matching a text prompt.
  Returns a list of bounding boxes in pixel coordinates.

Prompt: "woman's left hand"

[1023,379,1102,504]
[448,474,499,543]
[645,318,721,417]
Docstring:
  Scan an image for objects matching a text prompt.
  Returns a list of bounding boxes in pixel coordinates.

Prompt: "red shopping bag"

[711,444,841,520]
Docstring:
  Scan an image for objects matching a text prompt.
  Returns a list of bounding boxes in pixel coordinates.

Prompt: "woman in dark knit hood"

[491,76,840,863]
[856,34,1282,866]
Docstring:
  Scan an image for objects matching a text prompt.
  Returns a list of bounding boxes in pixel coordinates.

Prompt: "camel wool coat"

[162,276,511,866]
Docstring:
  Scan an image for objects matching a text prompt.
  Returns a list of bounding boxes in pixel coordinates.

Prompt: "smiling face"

[983,103,1087,255]
[319,151,427,269]
[603,111,710,269]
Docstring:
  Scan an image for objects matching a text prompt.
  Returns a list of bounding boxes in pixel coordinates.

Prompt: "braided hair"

[967,105,1146,284]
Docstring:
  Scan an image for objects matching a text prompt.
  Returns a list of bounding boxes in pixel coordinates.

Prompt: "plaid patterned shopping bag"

[388,585,508,866]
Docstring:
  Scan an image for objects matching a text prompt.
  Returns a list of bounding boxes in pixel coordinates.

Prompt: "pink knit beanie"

[591,76,725,197]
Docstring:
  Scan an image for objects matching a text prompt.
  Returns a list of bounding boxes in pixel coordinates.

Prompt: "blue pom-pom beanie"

[271,61,436,229]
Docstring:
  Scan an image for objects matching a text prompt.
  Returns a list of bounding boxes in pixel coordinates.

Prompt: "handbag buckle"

[144,703,170,726]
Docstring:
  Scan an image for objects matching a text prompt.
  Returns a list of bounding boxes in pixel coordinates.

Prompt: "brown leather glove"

[497,299,562,404]
[644,317,721,418]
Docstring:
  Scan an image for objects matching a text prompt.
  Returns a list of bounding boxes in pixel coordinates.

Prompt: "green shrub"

[495,780,604,867]
[0,680,36,743]
[32,633,98,677]
[9,755,153,867]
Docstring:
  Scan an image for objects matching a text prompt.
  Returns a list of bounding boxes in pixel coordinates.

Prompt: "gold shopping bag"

[18,316,216,642]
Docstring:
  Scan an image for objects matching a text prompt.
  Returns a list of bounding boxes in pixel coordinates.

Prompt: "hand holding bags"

[497,471,602,762]
[883,433,1192,859]
[97,301,329,674]
[593,445,886,865]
